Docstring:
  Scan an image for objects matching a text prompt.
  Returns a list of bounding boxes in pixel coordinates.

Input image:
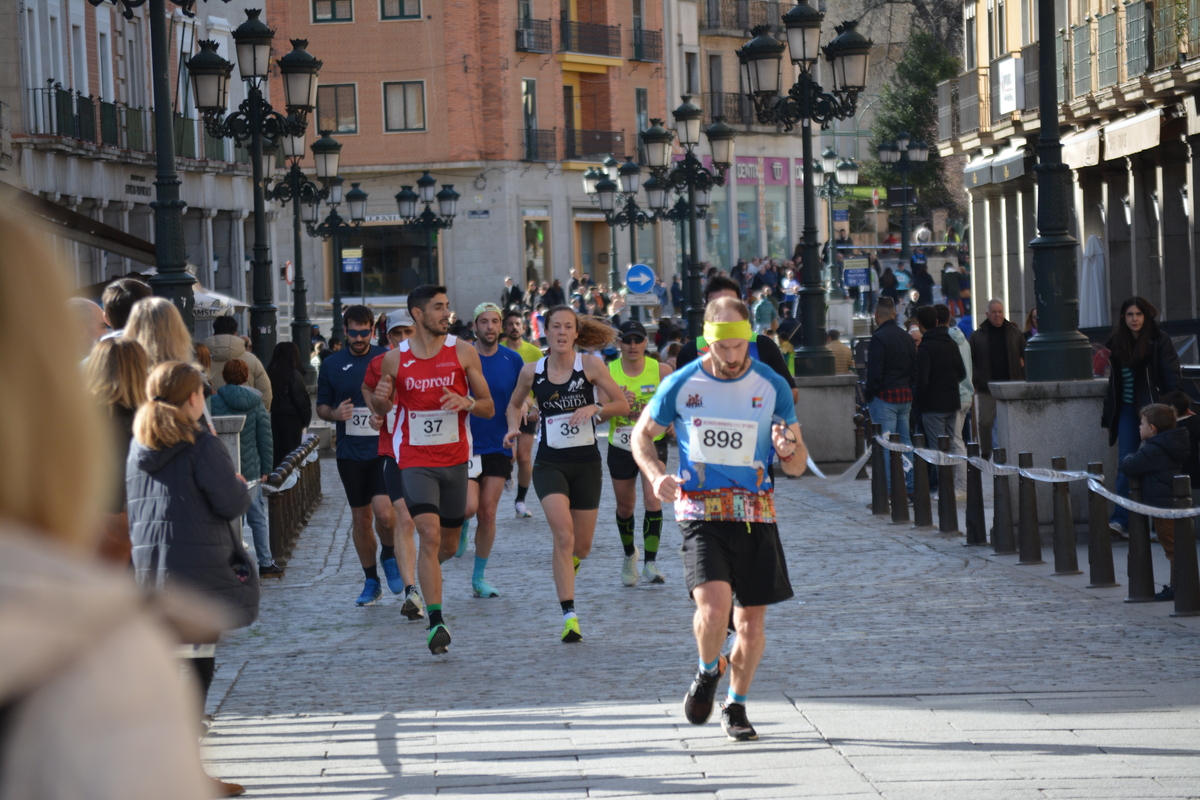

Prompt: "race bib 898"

[689,417,758,467]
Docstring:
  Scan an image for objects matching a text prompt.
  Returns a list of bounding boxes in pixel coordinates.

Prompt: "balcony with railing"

[936,78,958,141]
[204,129,228,161]
[631,28,662,61]
[522,129,556,161]
[1127,0,1151,78]
[516,19,552,53]
[1021,42,1040,111]
[699,0,784,34]
[27,84,156,153]
[704,92,755,125]
[1097,10,1119,88]
[559,20,621,57]
[564,128,623,159]
[1154,0,1179,69]
[1072,22,1092,98]
[1190,0,1200,58]
[958,67,989,135]
[1055,32,1067,103]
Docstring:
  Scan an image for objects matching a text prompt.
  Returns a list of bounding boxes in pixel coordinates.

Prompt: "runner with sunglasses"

[596,319,673,586]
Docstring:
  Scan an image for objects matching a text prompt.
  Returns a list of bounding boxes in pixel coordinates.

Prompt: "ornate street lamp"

[193,13,321,358]
[307,178,368,342]
[739,2,871,376]
[815,147,859,299]
[593,156,656,321]
[876,132,929,264]
[397,171,458,284]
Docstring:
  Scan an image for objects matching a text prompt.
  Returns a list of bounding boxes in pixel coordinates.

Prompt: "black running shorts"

[337,457,388,509]
[680,520,794,608]
[519,416,537,436]
[471,452,514,482]
[606,438,669,482]
[383,457,404,504]
[401,463,469,528]
[532,460,603,510]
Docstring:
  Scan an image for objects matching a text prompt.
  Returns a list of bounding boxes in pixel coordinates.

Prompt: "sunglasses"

[621,335,646,344]
[345,329,373,338]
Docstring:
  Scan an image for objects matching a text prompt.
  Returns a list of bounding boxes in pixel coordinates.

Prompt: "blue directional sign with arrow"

[625,263,656,295]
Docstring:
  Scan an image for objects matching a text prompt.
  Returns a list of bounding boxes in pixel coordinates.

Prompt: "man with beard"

[316,305,397,606]
[371,286,494,654]
[501,309,543,518]
[631,297,806,742]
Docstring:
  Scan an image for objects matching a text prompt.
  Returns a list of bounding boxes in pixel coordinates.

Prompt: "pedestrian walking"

[865,297,916,495]
[968,299,1026,457]
[1102,297,1181,535]
[632,296,806,741]
[265,342,312,468]
[939,303,974,494]
[671,274,684,318]
[913,306,966,499]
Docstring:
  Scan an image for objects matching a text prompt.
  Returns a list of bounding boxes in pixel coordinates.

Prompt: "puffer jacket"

[210,384,274,479]
[127,429,258,630]
[203,333,273,410]
[1101,332,1181,446]
[1120,426,1191,508]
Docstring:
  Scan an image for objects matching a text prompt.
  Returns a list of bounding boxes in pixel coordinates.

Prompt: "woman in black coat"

[127,361,257,719]
[266,342,313,467]
[1102,297,1181,533]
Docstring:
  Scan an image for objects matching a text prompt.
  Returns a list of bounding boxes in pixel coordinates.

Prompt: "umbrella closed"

[1079,235,1109,329]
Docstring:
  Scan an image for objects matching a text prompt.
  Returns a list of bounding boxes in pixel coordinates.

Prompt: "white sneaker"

[641,561,665,584]
[621,546,640,587]
[515,501,532,518]
[400,587,426,621]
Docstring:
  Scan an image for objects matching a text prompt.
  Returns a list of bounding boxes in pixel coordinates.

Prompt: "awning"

[0,181,155,265]
[991,147,1031,183]
[964,155,994,189]
[1061,127,1101,169]
[1103,109,1161,160]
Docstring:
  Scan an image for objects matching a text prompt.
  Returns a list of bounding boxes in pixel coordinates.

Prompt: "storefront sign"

[124,173,152,197]
[764,158,789,185]
[735,156,760,184]
[1103,109,1160,161]
[995,56,1024,115]
[1061,128,1101,169]
[365,214,402,222]
[521,207,549,217]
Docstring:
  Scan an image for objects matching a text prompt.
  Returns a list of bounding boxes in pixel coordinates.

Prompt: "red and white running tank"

[389,335,470,468]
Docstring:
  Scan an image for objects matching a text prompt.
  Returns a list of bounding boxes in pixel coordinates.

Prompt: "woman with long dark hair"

[1102,296,1181,534]
[266,342,312,467]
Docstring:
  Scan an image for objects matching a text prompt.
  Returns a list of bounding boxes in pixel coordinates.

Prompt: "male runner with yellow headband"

[632,296,806,741]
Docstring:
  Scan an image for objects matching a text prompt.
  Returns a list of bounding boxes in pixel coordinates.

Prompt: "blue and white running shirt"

[647,358,797,523]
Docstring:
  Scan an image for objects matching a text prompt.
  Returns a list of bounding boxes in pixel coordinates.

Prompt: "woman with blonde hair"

[503,307,628,643]
[126,295,194,366]
[0,212,212,799]
[84,337,149,565]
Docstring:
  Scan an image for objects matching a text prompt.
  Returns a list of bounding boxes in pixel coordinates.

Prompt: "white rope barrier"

[805,446,874,484]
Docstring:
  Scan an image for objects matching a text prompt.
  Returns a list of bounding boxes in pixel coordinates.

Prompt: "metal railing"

[1189,0,1200,58]
[263,435,323,565]
[958,67,988,134]
[125,106,150,152]
[1055,32,1066,103]
[564,128,623,159]
[1127,0,1151,77]
[631,28,662,61]
[522,128,556,161]
[559,20,621,57]
[1154,0,1179,69]
[1097,11,1119,88]
[1021,42,1040,111]
[173,113,196,159]
[516,18,552,52]
[700,0,784,33]
[204,129,227,161]
[1073,22,1092,97]
[936,78,958,141]
[704,91,755,125]
[99,100,119,146]
[25,85,170,156]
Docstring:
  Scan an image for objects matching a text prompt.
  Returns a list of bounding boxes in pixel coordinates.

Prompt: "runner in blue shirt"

[455,303,527,598]
[316,305,396,607]
[632,296,807,742]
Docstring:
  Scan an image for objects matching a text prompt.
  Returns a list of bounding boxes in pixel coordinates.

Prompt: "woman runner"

[504,307,629,643]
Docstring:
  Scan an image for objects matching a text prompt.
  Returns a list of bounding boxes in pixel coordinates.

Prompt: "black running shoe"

[721,702,758,741]
[258,562,285,579]
[1154,585,1175,602]
[427,623,451,655]
[682,655,727,725]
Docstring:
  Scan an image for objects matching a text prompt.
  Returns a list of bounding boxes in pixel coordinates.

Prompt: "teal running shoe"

[472,577,500,598]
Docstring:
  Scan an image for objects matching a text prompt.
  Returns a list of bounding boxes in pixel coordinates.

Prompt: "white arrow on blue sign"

[625,263,656,295]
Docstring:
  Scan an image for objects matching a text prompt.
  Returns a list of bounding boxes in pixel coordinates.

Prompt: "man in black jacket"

[968,299,1026,457]
[865,297,916,493]
[501,277,524,310]
[914,306,967,496]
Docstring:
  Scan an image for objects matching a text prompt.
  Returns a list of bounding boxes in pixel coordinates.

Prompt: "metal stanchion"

[936,435,958,533]
[1170,475,1199,616]
[992,448,1016,554]
[1017,452,1044,565]
[911,433,933,528]
[889,433,910,524]
[1086,462,1118,587]
[1125,477,1155,601]
[1050,456,1082,575]
[854,413,869,480]
[965,442,987,545]
[871,423,889,516]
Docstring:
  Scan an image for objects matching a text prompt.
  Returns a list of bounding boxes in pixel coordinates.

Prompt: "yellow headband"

[703,319,753,343]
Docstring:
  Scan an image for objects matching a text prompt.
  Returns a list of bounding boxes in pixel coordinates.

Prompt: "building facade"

[938,0,1200,331]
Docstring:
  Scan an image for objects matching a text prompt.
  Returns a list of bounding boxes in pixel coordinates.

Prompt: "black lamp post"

[1024,0,1094,380]
[591,156,657,322]
[264,126,340,365]
[305,177,367,342]
[816,147,859,299]
[642,103,735,339]
[189,12,321,359]
[396,171,459,285]
[876,132,929,266]
[738,2,871,376]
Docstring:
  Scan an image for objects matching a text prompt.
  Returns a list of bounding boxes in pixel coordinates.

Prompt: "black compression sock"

[516,484,530,503]
[404,584,415,595]
[643,511,663,561]
[428,608,444,627]
[364,565,379,582]
[380,545,395,562]
[560,599,575,615]
[616,514,636,556]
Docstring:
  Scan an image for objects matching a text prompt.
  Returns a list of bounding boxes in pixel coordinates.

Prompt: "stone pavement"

[205,446,1200,799]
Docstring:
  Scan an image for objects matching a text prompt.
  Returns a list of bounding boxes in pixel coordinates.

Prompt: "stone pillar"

[1104,165,1132,311]
[1000,182,1021,316]
[1188,138,1200,320]
[202,207,218,287]
[984,185,1003,306]
[793,374,858,466]
[991,379,1116,526]
[211,415,244,468]
[1158,141,1190,321]
[969,189,988,308]
[231,209,249,302]
[1018,177,1038,316]
[1128,154,1160,303]
[117,201,135,275]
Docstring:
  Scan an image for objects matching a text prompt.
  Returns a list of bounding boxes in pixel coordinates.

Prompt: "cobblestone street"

[205,448,1200,799]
